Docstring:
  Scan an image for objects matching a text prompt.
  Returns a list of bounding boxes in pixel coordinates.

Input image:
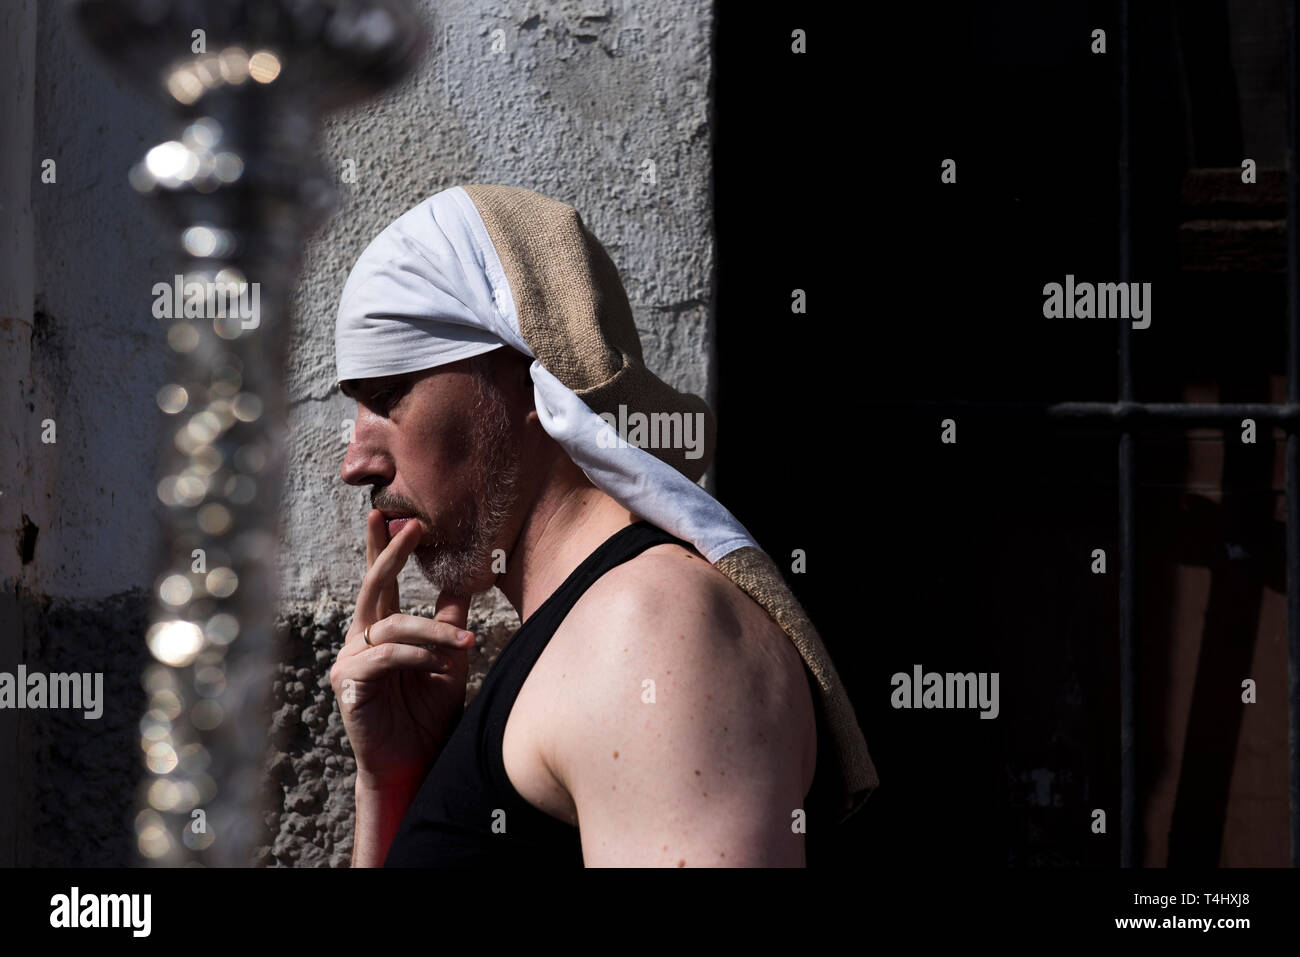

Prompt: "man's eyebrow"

[340,373,414,400]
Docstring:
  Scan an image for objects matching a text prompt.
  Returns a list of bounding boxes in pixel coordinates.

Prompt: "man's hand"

[330,509,473,864]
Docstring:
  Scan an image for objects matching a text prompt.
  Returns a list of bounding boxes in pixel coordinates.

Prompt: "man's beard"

[411,370,520,594]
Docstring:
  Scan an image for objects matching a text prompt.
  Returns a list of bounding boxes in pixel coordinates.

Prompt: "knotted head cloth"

[335,183,879,824]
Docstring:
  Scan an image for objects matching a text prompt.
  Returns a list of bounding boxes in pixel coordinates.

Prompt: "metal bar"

[1287,435,1298,868]
[1053,402,1300,424]
[874,399,1300,428]
[1118,0,1138,870]
[1287,0,1300,870]
[1119,431,1138,868]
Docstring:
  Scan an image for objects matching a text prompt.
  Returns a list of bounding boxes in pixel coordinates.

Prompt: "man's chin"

[412,545,495,596]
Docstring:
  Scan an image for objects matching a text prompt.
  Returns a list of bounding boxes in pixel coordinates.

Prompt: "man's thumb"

[433,590,471,632]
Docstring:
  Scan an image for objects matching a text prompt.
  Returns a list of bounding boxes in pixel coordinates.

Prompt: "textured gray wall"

[1,0,714,866]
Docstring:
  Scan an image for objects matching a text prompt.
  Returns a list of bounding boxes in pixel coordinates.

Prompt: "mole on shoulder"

[677,859,686,867]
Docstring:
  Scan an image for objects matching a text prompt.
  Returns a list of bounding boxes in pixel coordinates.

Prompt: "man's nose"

[339,408,392,486]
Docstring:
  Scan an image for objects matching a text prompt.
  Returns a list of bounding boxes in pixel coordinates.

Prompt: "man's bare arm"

[545,571,814,867]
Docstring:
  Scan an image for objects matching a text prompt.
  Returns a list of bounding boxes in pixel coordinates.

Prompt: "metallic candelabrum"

[71,0,424,866]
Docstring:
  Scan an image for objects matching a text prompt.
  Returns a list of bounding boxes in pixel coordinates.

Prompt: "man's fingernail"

[458,631,475,645]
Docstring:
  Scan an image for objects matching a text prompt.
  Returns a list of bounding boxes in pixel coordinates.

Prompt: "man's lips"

[378,512,420,539]
[385,517,416,538]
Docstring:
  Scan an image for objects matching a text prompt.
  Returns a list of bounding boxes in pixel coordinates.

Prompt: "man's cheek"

[426,410,476,463]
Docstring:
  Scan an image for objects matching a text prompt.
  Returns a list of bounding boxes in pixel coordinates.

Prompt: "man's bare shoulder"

[532,539,818,865]
[555,539,807,691]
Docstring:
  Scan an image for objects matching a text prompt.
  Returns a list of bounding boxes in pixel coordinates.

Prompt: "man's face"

[338,355,522,595]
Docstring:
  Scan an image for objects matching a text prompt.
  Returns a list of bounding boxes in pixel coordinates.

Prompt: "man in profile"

[328,183,878,866]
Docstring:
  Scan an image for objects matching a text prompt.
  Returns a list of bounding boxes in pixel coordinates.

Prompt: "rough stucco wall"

[8,0,169,867]
[285,0,715,610]
[7,0,714,866]
[0,0,37,866]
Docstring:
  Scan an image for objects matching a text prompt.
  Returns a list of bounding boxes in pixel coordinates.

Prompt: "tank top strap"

[518,519,694,634]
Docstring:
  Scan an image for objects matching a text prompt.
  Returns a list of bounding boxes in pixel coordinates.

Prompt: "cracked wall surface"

[2,0,715,866]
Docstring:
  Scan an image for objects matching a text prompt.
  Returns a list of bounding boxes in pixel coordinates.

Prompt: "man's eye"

[367,387,397,409]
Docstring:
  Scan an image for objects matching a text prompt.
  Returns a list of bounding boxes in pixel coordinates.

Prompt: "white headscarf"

[336,185,758,564]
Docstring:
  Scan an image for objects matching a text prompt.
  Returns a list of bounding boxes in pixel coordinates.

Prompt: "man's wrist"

[355,768,426,798]
[351,770,426,868]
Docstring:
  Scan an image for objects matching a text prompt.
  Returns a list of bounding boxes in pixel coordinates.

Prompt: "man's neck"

[496,473,638,623]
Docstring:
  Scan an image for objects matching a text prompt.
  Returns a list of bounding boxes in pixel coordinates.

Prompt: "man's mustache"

[371,491,427,523]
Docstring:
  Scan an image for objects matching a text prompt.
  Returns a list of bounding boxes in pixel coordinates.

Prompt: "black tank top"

[382,520,695,867]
